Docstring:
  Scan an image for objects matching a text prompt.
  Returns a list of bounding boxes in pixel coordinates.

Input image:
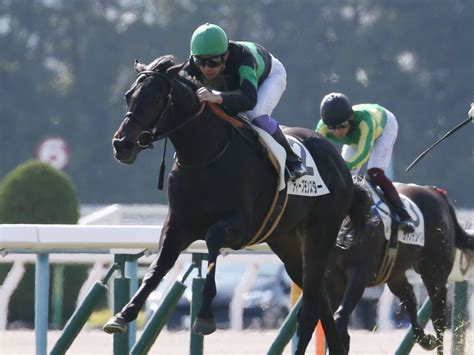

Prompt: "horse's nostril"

[112,137,122,146]
[113,137,135,150]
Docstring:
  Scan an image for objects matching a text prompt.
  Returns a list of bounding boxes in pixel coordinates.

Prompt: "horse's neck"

[170,96,231,166]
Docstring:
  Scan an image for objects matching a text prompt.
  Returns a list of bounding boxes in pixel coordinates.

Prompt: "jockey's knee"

[252,114,278,135]
[366,167,385,179]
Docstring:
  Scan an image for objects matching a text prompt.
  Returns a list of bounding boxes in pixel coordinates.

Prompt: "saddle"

[207,104,288,246]
[337,177,424,285]
[208,103,331,246]
[336,179,398,285]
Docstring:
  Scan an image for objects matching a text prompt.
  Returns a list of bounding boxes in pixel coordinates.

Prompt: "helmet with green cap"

[190,23,228,56]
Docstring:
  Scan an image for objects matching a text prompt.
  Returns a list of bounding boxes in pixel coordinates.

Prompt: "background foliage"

[0,0,472,206]
[0,160,79,223]
[0,159,80,326]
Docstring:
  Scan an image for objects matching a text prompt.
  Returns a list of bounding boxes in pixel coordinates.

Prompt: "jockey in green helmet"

[184,23,306,181]
[190,23,228,56]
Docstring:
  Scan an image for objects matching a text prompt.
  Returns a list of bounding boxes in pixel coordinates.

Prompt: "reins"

[207,103,244,128]
[173,103,245,169]
[135,71,205,146]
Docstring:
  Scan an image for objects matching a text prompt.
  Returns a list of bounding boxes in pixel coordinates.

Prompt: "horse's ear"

[166,62,187,79]
[134,59,146,73]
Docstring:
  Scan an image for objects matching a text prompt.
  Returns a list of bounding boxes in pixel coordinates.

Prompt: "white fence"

[0,204,473,354]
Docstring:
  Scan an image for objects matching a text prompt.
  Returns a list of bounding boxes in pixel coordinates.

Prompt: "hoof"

[418,334,439,350]
[103,315,128,334]
[193,317,216,335]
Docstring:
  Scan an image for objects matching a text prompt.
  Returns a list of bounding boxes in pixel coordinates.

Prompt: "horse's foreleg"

[332,267,368,353]
[319,286,346,354]
[103,220,192,334]
[422,276,448,355]
[193,215,243,336]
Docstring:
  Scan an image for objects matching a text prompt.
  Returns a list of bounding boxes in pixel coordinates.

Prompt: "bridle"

[122,67,234,188]
[124,70,205,149]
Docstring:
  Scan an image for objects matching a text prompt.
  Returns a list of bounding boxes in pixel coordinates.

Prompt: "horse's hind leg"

[387,275,438,350]
[421,274,449,355]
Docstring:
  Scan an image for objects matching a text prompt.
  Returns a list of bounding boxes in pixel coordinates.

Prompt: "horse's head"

[112,55,184,164]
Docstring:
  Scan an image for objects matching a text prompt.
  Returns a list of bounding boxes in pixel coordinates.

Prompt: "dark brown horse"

[103,55,371,354]
[325,181,474,354]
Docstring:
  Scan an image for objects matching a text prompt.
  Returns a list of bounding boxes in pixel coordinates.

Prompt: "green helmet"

[190,23,228,56]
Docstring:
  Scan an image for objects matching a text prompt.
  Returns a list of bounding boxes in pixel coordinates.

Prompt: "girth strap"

[245,151,288,247]
[372,224,399,285]
[206,104,287,246]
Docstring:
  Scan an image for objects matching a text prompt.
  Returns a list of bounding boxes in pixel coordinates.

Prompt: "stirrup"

[287,160,306,181]
[399,219,415,234]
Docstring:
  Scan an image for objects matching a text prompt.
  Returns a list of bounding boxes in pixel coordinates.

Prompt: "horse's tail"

[348,179,372,233]
[434,187,474,250]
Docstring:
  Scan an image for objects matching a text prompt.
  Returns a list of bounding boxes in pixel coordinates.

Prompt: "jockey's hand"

[468,103,474,122]
[196,87,223,104]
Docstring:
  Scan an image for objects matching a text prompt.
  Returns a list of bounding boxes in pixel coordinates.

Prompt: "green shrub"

[0,160,81,327]
[0,160,79,223]
[4,263,89,328]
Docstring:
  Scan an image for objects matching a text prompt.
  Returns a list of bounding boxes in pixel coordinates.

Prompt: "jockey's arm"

[219,67,258,112]
[196,75,257,112]
[345,120,375,171]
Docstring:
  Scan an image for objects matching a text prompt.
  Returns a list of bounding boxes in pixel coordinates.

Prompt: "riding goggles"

[328,120,351,131]
[192,54,226,68]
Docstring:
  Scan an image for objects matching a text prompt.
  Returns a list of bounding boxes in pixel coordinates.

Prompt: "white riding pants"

[245,55,287,119]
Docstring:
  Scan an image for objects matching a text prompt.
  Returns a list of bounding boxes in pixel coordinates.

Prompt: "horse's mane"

[179,73,203,91]
[145,55,176,72]
[144,55,203,91]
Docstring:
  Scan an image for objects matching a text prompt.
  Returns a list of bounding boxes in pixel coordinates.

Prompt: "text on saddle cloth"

[369,183,425,246]
[252,126,330,197]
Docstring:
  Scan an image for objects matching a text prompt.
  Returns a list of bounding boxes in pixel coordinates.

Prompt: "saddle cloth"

[253,126,330,197]
[369,182,425,247]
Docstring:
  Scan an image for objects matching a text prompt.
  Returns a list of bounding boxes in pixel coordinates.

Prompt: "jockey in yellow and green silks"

[316,93,415,234]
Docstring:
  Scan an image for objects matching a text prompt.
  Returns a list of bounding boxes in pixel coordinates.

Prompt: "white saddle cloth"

[253,126,330,197]
[368,182,425,246]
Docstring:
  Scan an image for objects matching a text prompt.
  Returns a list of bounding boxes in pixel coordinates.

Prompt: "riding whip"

[405,116,471,172]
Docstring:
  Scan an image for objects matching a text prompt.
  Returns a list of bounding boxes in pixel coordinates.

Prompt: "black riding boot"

[271,127,306,181]
[366,168,415,234]
[393,205,416,234]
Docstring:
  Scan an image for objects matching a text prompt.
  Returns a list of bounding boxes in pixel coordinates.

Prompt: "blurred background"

[0,1,473,353]
[0,0,472,206]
